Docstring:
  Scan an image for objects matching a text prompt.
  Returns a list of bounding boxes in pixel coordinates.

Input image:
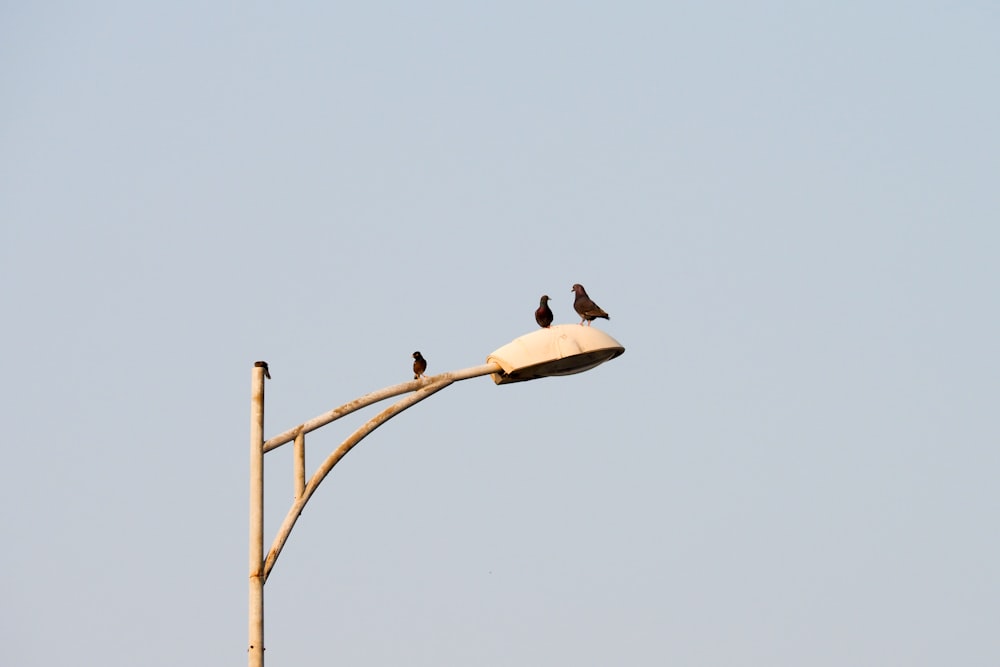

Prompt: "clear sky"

[2,2,999,665]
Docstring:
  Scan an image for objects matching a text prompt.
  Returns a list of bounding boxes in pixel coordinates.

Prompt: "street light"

[248,326,624,666]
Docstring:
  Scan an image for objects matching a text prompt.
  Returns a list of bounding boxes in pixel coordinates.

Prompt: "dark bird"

[534,295,554,328]
[254,360,271,379]
[412,351,427,379]
[571,283,610,326]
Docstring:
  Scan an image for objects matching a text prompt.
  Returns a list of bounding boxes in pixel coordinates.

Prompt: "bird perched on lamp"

[571,284,610,326]
[534,295,554,328]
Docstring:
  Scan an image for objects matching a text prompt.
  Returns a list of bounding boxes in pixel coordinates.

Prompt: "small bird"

[534,295,554,328]
[571,283,610,326]
[254,360,271,379]
[412,351,427,379]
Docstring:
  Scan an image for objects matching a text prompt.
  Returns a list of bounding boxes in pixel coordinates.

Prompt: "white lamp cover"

[486,324,625,384]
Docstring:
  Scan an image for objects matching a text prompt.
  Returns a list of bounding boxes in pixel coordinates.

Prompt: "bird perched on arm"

[571,283,610,326]
[412,351,427,379]
[534,295,553,328]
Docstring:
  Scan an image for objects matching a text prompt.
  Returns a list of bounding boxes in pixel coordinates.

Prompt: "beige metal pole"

[249,364,266,667]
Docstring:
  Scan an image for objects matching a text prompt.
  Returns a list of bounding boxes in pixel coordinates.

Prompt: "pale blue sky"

[2,2,999,665]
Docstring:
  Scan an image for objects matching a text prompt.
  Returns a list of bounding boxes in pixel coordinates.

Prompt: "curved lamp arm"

[260,363,500,581]
[263,364,500,452]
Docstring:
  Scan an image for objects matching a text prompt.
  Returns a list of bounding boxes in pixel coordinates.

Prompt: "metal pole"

[249,364,265,667]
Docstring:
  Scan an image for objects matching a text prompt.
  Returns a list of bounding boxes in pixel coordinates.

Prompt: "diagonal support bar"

[293,429,305,500]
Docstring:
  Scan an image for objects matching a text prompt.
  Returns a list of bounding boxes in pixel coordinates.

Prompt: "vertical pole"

[249,364,265,667]
[294,429,306,500]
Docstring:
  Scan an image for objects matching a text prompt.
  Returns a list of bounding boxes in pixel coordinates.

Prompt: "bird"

[534,295,554,328]
[412,351,427,379]
[571,283,610,325]
[254,360,271,379]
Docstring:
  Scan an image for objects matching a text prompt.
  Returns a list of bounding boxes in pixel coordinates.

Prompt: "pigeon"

[571,283,610,326]
[534,295,554,328]
[412,351,427,379]
[254,360,271,379]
